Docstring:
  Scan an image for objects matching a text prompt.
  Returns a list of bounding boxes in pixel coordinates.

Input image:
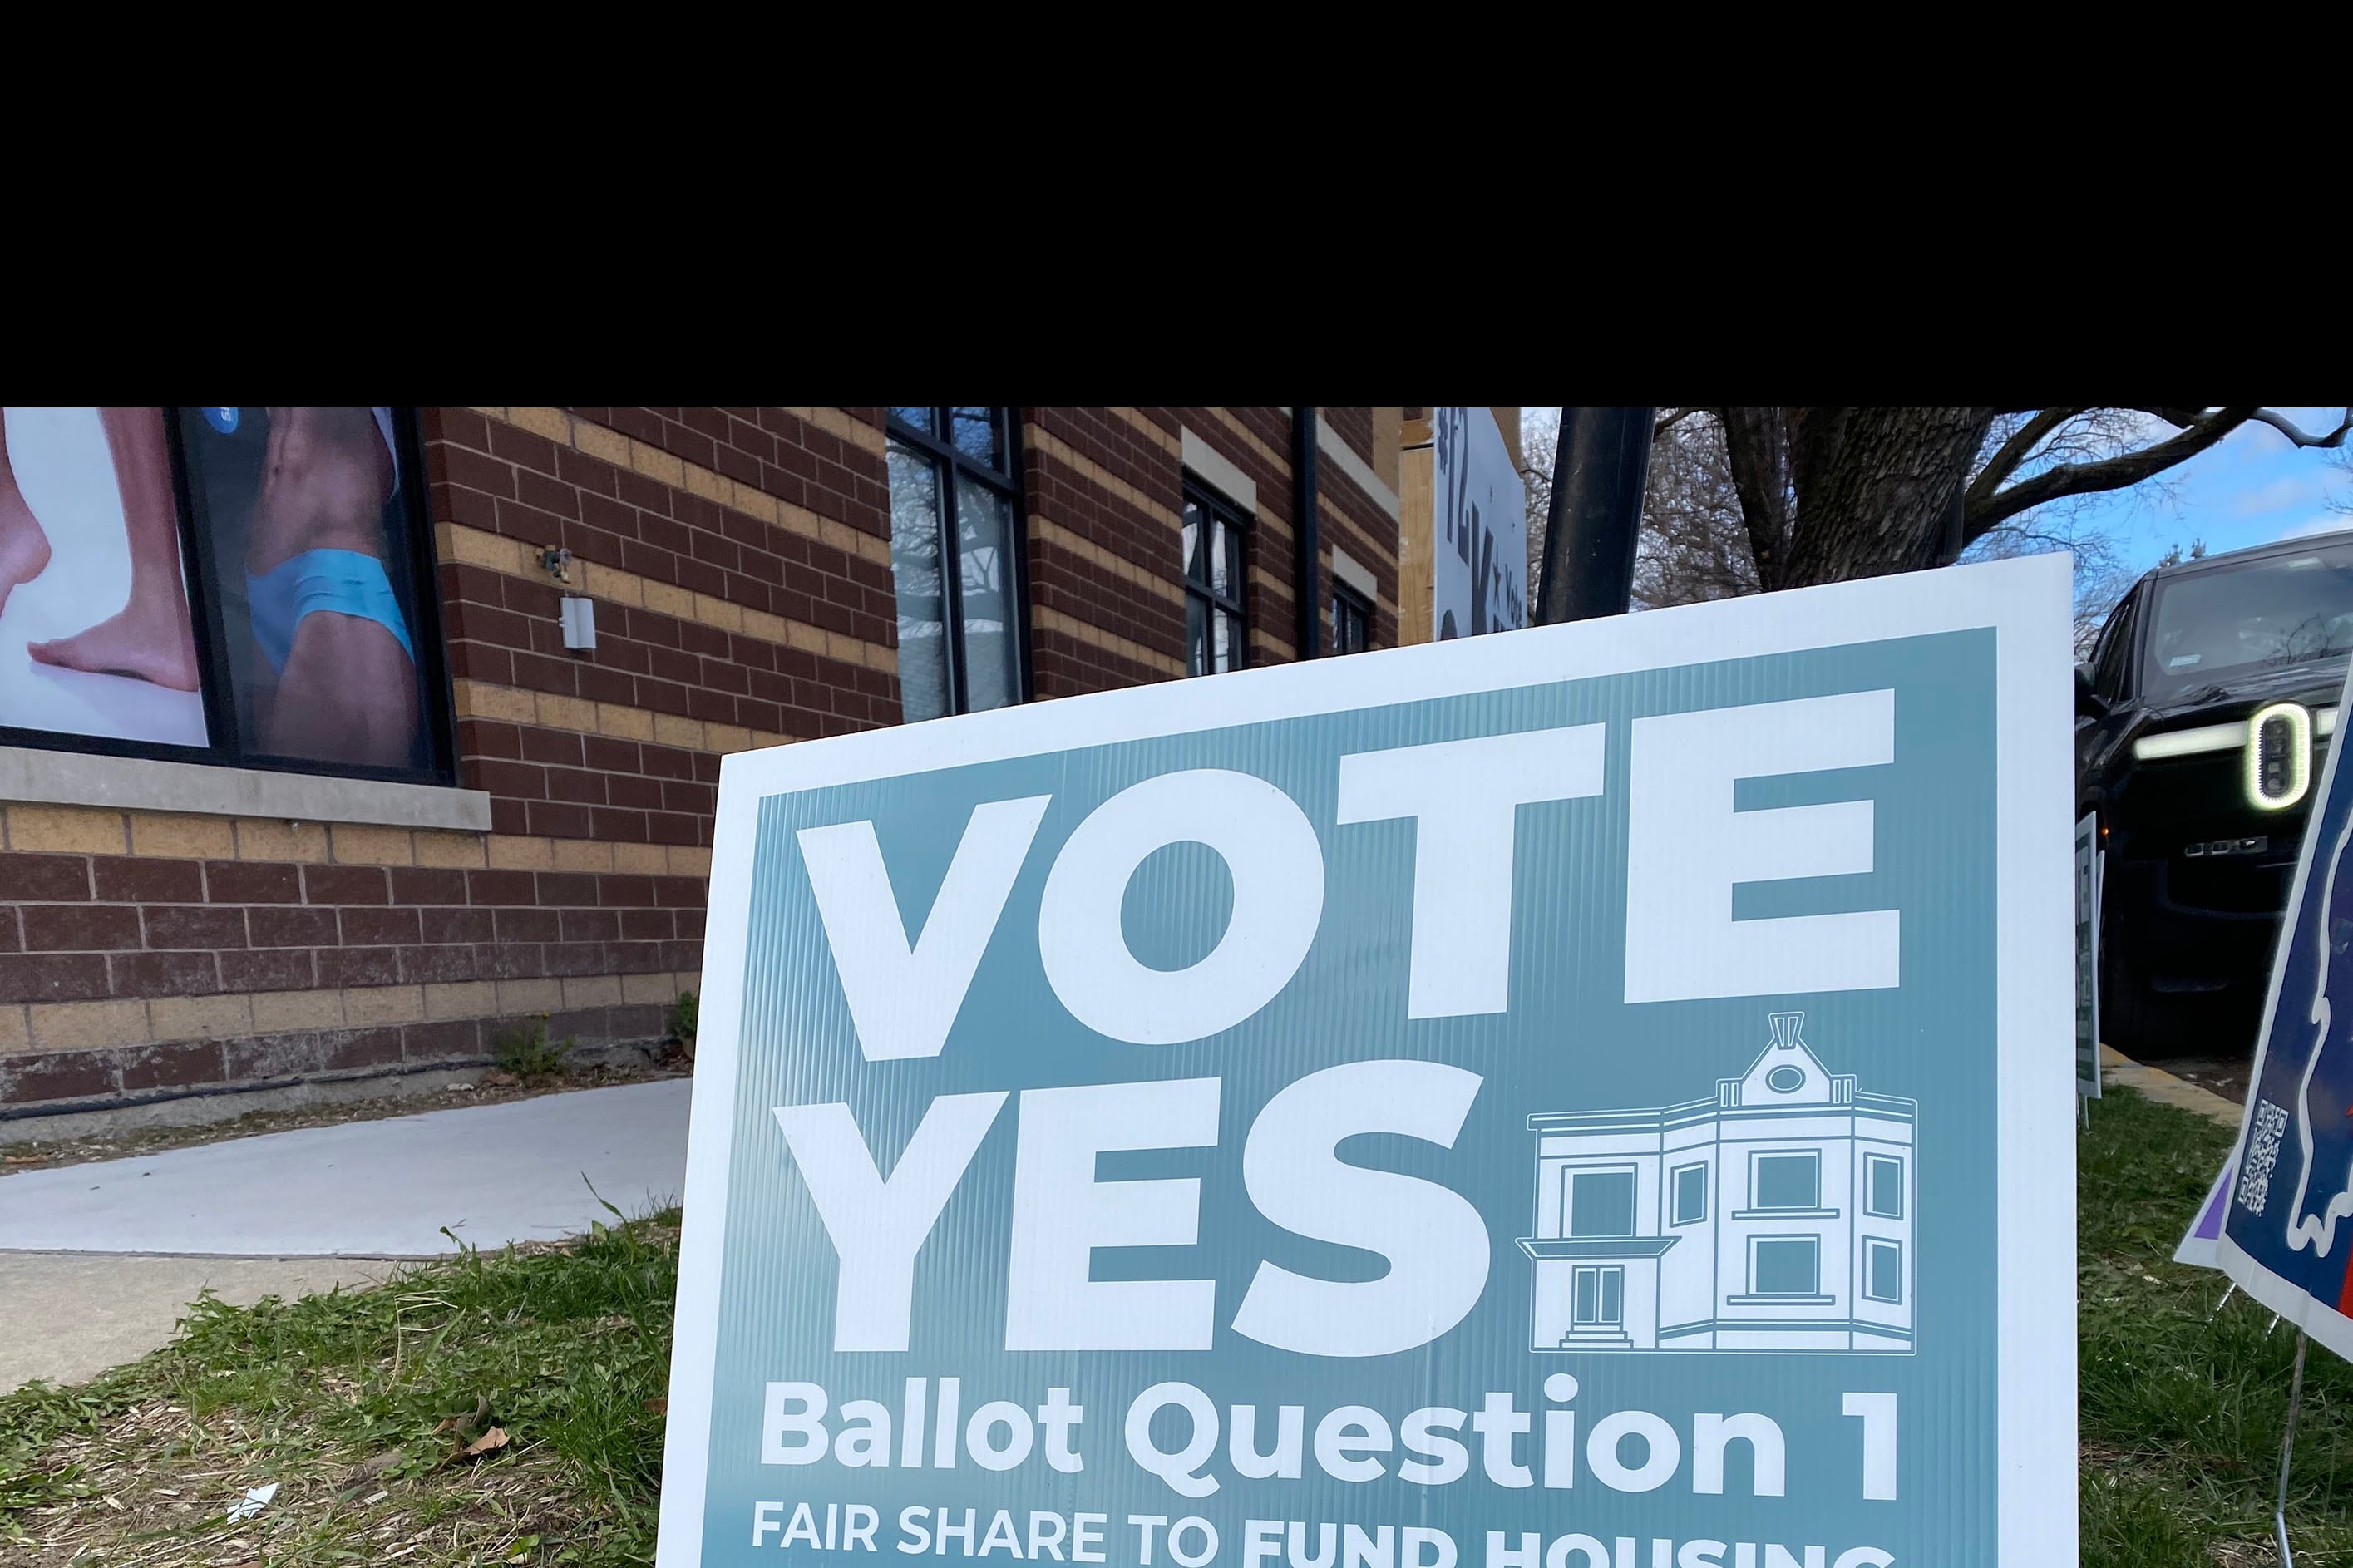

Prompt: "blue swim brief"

[246,549,416,676]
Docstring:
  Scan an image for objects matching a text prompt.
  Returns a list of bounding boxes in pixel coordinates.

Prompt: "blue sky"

[1519,407,2351,574]
[2056,407,2351,570]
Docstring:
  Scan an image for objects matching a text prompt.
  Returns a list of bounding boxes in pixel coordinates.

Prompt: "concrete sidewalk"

[0,1079,692,1390]
[2101,1043,2243,1128]
[0,1253,392,1392]
[0,1078,690,1256]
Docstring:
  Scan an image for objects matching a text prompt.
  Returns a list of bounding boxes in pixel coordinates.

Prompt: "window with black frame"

[1182,481,1249,677]
[885,408,1027,722]
[0,406,452,784]
[1332,582,1372,656]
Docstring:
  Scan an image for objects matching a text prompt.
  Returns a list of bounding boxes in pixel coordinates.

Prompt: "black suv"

[2079,530,2353,1056]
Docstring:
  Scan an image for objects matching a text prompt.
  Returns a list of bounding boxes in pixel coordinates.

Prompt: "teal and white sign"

[658,558,2079,1568]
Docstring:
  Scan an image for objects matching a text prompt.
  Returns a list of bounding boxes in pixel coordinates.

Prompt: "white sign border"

[2216,658,2353,1358]
[654,552,2078,1567]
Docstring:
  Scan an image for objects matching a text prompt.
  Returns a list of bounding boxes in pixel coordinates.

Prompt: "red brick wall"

[0,406,1400,1125]
[1022,407,1190,698]
[1324,407,1374,464]
[1022,406,1402,693]
[0,831,688,1111]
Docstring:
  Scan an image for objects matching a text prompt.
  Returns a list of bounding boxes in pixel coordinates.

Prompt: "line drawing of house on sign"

[1517,1011,1916,1355]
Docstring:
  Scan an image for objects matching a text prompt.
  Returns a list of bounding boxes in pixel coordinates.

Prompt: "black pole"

[1535,407,1655,624]
[1293,406,1321,658]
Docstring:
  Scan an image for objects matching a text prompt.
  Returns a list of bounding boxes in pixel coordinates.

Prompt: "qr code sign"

[2240,1099,2290,1217]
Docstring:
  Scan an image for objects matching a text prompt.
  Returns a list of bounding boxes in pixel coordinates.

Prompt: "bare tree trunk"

[1718,407,1998,589]
[1784,407,1995,584]
[1644,405,2340,608]
[1716,407,1794,589]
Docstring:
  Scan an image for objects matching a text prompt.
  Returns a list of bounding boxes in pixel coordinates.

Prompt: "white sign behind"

[1432,407,1527,639]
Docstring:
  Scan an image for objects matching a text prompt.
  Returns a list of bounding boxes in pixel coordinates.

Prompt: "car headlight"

[2247,703,2314,810]
[2129,704,2336,764]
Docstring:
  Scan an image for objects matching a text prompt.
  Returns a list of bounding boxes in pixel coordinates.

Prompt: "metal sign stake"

[2277,1329,2309,1566]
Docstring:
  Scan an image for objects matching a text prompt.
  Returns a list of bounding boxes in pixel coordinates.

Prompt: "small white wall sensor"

[560,596,597,651]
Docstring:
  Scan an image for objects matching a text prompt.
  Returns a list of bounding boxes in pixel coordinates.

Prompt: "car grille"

[2164,856,2295,916]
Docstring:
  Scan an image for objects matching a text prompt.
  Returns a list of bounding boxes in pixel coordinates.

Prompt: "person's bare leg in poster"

[0,410,53,614]
[244,407,418,767]
[27,407,202,689]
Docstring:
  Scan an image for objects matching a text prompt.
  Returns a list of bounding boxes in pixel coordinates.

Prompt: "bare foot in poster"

[26,407,200,690]
[249,407,417,767]
[29,599,202,690]
[0,412,55,615]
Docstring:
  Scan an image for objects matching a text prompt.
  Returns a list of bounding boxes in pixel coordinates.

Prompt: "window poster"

[0,407,208,747]
[175,407,431,772]
[0,407,435,775]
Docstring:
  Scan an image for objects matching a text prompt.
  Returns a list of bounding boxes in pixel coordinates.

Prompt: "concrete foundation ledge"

[0,746,492,832]
[0,1008,672,1141]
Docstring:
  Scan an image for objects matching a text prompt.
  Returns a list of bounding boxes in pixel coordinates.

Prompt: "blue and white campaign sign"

[2217,664,2353,1358]
[657,556,2078,1568]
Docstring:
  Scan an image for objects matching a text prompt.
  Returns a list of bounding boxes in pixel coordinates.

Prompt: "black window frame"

[883,407,1033,718]
[1331,579,1373,656]
[1181,476,1251,678]
[0,407,458,790]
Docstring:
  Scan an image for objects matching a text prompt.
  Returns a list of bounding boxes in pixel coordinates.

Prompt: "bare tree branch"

[2124,407,2352,447]
[1965,407,2088,514]
[2244,407,2353,448]
[1653,408,1697,440]
[1714,407,1796,589]
[1632,411,1755,608]
[1962,407,2259,541]
[2127,407,2208,430]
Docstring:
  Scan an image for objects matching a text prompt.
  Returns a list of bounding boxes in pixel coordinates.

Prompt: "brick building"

[0,407,1438,1134]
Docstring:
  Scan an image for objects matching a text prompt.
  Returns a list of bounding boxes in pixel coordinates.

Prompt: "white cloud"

[2235,471,2334,517]
[2277,513,2353,541]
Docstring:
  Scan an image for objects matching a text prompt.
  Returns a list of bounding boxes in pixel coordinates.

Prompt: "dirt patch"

[0,1057,690,1178]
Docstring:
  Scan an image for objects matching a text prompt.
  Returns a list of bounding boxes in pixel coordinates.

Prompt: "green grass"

[2082,1085,2353,1564]
[0,1198,676,1565]
[492,1015,580,1081]
[4,1085,2351,1563]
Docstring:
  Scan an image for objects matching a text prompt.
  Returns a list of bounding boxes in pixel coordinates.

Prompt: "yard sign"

[658,556,2078,1568]
[2218,663,2353,1359]
[2075,813,2103,1100]
[2175,1165,2232,1272]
